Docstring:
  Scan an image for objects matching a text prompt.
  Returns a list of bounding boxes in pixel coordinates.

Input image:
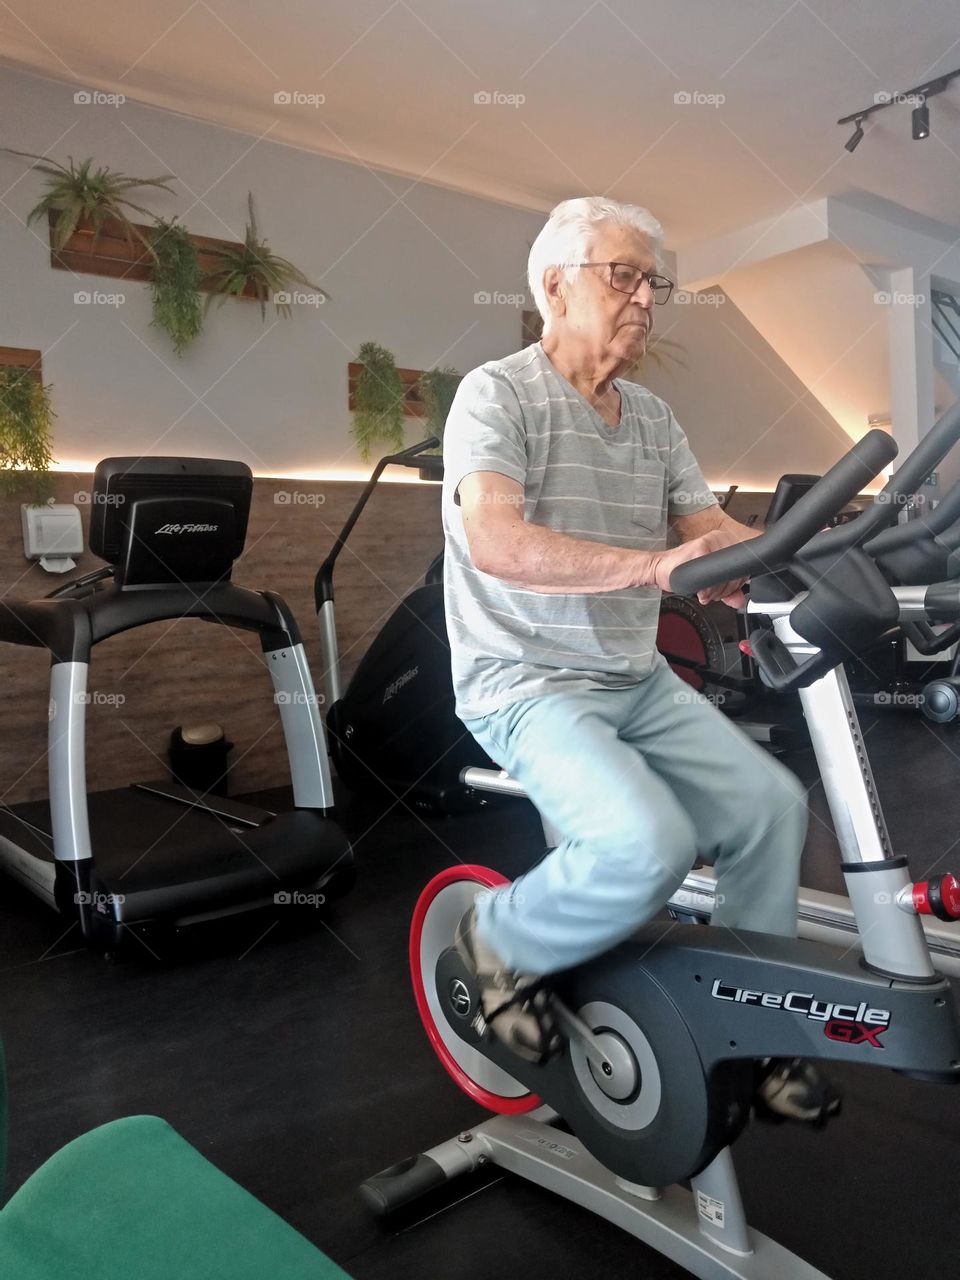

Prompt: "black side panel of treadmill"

[92,806,352,922]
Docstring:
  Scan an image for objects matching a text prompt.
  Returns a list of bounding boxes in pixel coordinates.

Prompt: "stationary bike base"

[361,1107,829,1279]
[391,865,819,1278]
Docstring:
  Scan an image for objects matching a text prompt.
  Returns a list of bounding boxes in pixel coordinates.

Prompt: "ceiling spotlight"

[912,98,930,139]
[838,65,957,153]
[845,117,865,152]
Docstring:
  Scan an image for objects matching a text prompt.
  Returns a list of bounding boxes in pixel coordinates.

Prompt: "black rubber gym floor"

[1,709,959,1279]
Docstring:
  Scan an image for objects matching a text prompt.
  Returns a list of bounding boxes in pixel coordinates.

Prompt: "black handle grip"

[924,582,960,624]
[749,627,836,694]
[358,1153,449,1216]
[382,437,440,467]
[669,429,897,595]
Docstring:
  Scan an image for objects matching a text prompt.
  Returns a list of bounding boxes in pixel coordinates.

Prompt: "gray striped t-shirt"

[442,342,716,720]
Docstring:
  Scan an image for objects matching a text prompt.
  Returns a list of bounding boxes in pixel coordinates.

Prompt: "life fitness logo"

[154,523,220,535]
[711,979,890,1047]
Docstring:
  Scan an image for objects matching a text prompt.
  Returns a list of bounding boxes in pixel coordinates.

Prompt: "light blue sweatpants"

[463,661,808,975]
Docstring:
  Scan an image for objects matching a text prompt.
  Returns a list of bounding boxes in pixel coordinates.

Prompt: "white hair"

[527,197,664,331]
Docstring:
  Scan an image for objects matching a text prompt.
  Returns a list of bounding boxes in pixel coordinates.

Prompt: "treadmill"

[0,456,353,956]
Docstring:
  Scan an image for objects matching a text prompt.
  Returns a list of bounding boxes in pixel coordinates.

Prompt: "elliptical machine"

[315,438,502,814]
[361,410,960,1279]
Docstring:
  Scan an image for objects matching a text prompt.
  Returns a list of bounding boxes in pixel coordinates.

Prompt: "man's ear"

[543,266,566,322]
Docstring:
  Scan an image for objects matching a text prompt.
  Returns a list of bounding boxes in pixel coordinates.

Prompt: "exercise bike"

[360,409,960,1279]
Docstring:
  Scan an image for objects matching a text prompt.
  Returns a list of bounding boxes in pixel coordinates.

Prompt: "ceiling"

[1,0,959,248]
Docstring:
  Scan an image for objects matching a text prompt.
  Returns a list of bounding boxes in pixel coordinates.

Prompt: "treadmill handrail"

[0,582,301,663]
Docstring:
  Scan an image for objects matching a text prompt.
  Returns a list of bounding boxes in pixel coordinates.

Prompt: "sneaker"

[754,1058,843,1127]
[454,907,563,1064]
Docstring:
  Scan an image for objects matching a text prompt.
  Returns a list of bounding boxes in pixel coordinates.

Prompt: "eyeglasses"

[573,262,675,304]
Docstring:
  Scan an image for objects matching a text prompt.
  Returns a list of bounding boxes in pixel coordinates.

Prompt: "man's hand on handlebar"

[652,530,750,607]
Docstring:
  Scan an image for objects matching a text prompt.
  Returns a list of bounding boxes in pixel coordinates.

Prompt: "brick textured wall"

[0,471,442,805]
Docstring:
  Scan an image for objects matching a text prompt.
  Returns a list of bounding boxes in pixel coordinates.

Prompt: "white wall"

[1,65,863,488]
[639,266,852,490]
[0,66,544,475]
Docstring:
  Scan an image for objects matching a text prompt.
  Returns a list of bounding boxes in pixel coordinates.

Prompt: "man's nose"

[631,280,655,307]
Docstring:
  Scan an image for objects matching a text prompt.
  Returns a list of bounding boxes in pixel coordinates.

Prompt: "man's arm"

[670,504,760,545]
[458,471,739,597]
[666,506,760,605]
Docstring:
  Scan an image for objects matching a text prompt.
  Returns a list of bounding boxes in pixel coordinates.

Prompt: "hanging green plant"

[203,193,327,319]
[2,150,175,254]
[149,219,204,356]
[416,366,462,451]
[352,342,406,461]
[0,368,56,500]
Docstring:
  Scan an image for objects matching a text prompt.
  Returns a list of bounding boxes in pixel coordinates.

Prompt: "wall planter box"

[0,346,42,383]
[346,363,444,476]
[47,211,261,300]
[347,362,428,420]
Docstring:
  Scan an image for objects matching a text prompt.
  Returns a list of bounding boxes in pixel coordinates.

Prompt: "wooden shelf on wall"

[47,211,260,299]
[347,362,428,419]
[0,346,43,384]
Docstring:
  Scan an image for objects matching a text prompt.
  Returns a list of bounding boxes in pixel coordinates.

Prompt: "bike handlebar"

[669,429,898,595]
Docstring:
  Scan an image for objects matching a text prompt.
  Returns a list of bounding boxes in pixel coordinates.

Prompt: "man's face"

[551,225,658,362]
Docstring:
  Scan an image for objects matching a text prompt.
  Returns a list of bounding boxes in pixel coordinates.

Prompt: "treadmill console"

[89,457,253,587]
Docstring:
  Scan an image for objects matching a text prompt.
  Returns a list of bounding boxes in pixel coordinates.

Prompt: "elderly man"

[442,196,840,1125]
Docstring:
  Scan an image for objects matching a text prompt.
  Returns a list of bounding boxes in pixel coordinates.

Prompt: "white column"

[886,266,934,460]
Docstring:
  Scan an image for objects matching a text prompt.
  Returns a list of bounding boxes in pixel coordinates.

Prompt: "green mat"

[0,1113,351,1280]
